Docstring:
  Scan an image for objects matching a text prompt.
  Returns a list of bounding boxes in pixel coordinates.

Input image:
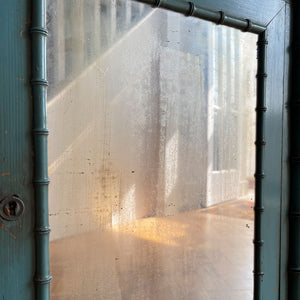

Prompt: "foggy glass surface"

[47,1,257,299]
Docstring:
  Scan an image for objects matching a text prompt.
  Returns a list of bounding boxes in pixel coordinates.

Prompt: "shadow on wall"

[47,6,256,241]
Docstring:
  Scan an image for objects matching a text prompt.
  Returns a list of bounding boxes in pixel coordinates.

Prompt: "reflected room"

[47,1,257,299]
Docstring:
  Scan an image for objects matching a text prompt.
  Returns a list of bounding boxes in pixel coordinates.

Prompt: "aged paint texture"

[0,1,35,299]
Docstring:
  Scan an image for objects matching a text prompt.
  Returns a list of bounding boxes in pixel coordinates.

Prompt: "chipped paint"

[0,224,17,240]
[9,231,16,240]
[0,0,37,297]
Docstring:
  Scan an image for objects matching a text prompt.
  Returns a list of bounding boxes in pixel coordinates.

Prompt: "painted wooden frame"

[0,0,291,299]
[133,1,291,299]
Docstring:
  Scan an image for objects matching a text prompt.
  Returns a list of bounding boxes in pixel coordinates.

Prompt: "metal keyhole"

[9,201,17,216]
[4,201,17,216]
[0,195,25,221]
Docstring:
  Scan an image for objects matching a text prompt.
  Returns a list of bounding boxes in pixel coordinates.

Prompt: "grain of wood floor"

[50,199,253,300]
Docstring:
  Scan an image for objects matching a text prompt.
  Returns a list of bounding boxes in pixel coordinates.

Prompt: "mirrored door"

[47,1,261,299]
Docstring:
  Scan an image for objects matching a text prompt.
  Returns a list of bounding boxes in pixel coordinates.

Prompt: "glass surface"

[47,1,257,299]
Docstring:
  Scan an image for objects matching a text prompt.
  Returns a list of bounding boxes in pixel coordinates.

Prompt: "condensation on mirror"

[47,1,257,299]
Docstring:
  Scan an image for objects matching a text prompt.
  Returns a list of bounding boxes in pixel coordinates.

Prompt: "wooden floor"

[50,199,254,300]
